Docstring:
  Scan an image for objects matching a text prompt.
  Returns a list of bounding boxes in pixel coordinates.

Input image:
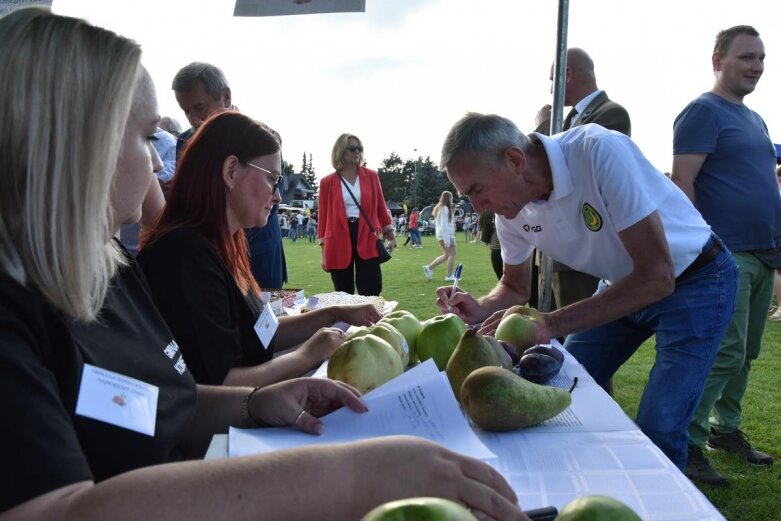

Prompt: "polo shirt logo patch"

[523,224,542,232]
[582,203,603,232]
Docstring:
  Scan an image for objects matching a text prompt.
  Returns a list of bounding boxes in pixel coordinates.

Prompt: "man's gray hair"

[440,112,530,171]
[172,62,229,99]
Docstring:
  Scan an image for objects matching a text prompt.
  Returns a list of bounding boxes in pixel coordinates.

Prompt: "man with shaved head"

[533,49,632,365]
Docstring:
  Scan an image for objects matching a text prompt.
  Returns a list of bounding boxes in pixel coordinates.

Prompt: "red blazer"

[318,166,392,270]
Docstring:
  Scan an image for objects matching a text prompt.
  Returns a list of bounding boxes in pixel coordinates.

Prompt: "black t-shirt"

[0,255,196,513]
[137,228,274,385]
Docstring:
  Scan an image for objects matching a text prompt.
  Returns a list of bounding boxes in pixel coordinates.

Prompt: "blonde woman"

[0,8,524,520]
[423,191,458,281]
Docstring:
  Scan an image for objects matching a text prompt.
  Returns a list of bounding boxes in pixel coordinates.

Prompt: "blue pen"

[446,264,463,313]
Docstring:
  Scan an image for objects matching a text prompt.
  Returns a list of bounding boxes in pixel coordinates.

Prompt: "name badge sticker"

[254,304,279,350]
[75,364,159,436]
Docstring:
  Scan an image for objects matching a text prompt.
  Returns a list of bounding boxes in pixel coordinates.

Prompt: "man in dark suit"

[534,48,631,314]
[172,62,287,289]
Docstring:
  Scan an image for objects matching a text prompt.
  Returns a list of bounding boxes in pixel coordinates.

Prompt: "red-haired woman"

[138,112,380,386]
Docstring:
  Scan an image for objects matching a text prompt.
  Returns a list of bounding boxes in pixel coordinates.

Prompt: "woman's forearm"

[221,353,313,392]
[275,308,335,348]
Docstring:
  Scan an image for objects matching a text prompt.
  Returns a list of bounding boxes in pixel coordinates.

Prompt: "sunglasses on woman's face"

[347,145,363,154]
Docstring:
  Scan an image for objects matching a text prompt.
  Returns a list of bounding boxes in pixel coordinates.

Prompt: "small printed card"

[254,304,279,349]
[75,364,159,436]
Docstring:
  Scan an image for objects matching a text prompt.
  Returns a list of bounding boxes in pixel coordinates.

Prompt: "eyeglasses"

[246,162,283,192]
[347,145,363,154]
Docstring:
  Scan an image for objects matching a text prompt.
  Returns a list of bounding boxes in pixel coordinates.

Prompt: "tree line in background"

[289,151,458,210]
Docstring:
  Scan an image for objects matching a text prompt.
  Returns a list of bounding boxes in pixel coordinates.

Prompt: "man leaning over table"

[435,112,738,470]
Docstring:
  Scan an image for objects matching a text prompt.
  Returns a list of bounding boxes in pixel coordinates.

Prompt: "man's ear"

[505,147,527,173]
[712,52,722,71]
[222,155,239,191]
[223,87,232,109]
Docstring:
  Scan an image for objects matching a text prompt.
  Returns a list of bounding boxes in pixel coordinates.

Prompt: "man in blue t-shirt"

[673,25,780,487]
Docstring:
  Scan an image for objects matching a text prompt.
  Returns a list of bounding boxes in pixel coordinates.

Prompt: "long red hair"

[142,111,280,297]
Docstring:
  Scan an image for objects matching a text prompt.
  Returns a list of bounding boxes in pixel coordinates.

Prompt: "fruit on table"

[555,494,641,520]
[445,328,503,401]
[518,345,564,384]
[378,310,423,363]
[361,497,478,521]
[370,323,410,367]
[495,312,539,351]
[483,336,514,369]
[460,366,572,431]
[417,313,467,370]
[328,335,404,393]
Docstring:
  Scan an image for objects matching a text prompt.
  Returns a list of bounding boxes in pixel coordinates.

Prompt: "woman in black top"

[137,113,383,386]
[0,9,521,521]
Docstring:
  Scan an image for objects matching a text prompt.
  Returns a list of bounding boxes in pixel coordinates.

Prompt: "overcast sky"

[55,0,781,180]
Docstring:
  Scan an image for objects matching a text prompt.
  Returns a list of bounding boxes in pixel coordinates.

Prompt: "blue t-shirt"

[673,92,781,252]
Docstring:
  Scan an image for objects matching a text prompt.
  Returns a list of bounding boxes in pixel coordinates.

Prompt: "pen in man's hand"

[446,263,463,313]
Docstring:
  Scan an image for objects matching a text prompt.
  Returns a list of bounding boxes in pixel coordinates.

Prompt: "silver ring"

[294,409,307,425]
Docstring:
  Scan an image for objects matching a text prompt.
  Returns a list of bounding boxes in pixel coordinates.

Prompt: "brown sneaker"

[685,445,731,487]
[707,428,774,466]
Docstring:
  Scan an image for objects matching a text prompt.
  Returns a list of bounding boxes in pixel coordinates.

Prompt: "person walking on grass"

[423,191,458,281]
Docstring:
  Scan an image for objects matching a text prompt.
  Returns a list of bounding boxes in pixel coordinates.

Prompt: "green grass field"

[283,237,781,520]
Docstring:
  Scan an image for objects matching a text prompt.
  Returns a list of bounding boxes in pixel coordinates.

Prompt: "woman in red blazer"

[318,134,395,295]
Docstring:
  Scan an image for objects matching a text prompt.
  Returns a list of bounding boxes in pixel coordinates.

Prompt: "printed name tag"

[254,304,279,349]
[75,364,159,436]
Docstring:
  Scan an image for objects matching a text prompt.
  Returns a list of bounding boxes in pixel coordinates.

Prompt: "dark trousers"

[330,219,382,296]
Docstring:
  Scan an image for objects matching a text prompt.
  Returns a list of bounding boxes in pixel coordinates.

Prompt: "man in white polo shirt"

[436,112,738,470]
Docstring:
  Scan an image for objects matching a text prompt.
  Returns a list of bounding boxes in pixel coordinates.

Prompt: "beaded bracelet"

[241,385,263,427]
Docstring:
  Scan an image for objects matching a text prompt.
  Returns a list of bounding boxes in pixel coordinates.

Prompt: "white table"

[207,348,724,521]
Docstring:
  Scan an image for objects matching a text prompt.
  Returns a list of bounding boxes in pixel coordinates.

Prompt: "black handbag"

[338,174,392,264]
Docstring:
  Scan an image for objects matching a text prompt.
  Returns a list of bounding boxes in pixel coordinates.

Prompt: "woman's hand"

[249,377,367,434]
[341,436,528,521]
[386,235,397,253]
[336,303,381,326]
[298,326,345,365]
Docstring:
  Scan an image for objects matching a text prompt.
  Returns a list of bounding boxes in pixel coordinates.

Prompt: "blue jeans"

[564,239,738,469]
[409,228,421,246]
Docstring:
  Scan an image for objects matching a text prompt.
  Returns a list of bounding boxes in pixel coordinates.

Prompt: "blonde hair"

[331,133,364,170]
[433,191,454,220]
[0,8,142,321]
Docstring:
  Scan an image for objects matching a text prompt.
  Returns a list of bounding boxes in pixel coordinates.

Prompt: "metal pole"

[539,0,569,312]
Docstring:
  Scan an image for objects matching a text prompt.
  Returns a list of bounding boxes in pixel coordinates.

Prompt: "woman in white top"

[423,191,458,281]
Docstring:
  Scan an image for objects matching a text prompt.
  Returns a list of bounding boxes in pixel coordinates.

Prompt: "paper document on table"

[229,360,495,460]
[478,430,725,521]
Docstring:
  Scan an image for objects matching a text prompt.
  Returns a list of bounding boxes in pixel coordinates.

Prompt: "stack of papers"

[229,360,494,459]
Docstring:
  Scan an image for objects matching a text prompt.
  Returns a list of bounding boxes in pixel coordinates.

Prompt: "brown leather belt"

[677,237,721,281]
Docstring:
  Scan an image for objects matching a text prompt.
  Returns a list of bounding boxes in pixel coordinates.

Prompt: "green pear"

[446,328,502,402]
[328,335,404,393]
[460,366,571,431]
[495,313,538,351]
[361,497,477,521]
[417,313,467,370]
[369,323,409,367]
[556,495,641,521]
[378,310,423,363]
[483,336,514,369]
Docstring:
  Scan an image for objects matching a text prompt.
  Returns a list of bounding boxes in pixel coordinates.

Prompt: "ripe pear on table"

[460,366,572,431]
[445,328,503,402]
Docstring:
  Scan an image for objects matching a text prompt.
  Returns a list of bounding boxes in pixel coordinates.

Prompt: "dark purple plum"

[518,353,562,384]
[523,345,564,364]
[499,341,522,365]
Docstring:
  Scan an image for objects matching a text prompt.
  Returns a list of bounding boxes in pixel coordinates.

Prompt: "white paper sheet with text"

[478,430,724,521]
[229,360,495,460]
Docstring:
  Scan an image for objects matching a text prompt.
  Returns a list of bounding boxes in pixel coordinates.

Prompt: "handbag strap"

[338,174,379,232]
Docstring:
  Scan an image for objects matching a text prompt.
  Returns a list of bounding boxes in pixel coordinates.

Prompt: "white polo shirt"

[496,124,711,283]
